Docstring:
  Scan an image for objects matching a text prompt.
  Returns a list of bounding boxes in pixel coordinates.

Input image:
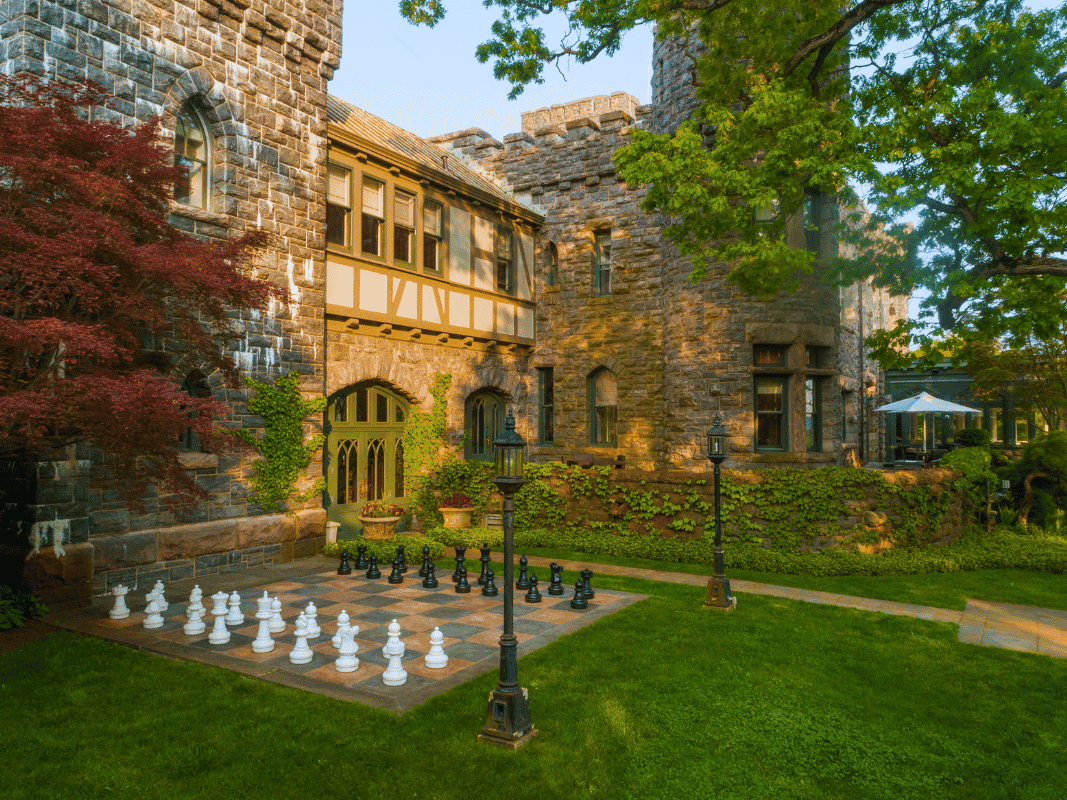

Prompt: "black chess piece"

[388,557,404,584]
[482,568,499,597]
[570,578,588,609]
[419,545,431,578]
[524,574,542,604]
[516,555,530,590]
[478,545,491,586]
[337,549,352,575]
[422,560,439,589]
[581,568,595,600]
[451,546,467,583]
[547,562,565,596]
[396,545,409,573]
[366,554,381,580]
[355,544,368,570]
[455,564,471,594]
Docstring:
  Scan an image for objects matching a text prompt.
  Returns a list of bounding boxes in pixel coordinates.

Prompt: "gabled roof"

[326,96,541,222]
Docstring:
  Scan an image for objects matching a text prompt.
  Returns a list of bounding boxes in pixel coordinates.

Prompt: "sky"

[328,4,655,140]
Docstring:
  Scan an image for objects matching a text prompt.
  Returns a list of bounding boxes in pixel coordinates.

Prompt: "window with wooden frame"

[496,226,515,293]
[593,230,611,297]
[326,163,351,248]
[589,368,618,446]
[755,376,788,451]
[361,176,384,257]
[423,200,442,272]
[393,189,416,265]
[174,102,211,209]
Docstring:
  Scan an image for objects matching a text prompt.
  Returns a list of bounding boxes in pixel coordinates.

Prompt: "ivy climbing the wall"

[400,373,451,502]
[234,372,326,511]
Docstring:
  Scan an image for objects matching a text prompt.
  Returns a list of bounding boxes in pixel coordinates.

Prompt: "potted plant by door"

[358,501,405,541]
[438,493,475,529]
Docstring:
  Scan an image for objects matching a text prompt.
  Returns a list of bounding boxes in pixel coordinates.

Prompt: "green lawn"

[3,573,1066,800]
[522,546,1067,612]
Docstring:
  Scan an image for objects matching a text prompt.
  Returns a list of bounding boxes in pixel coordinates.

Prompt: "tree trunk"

[1017,471,1048,527]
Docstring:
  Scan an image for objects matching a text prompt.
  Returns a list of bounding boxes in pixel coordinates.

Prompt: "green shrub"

[0,585,48,629]
[940,446,996,508]
[322,535,446,565]
[413,457,496,527]
[956,427,992,448]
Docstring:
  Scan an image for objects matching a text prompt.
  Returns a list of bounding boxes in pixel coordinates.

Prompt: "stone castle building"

[1,6,905,601]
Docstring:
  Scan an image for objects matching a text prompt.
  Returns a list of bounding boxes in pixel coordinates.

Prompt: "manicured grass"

[3,575,1066,800]
[520,546,1067,612]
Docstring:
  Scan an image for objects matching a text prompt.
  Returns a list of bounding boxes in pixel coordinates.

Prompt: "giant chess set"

[57,545,645,712]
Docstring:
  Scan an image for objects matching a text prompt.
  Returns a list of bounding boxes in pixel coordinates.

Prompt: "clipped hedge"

[323,535,446,565]
[421,525,1067,578]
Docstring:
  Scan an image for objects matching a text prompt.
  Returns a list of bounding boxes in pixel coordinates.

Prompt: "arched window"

[174,102,211,209]
[326,384,408,535]
[545,241,558,287]
[589,368,618,446]
[465,390,506,462]
[179,369,212,451]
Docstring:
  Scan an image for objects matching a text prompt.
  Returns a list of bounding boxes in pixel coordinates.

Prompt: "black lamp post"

[478,408,536,749]
[704,414,735,610]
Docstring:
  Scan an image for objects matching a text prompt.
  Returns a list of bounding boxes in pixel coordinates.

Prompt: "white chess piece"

[187,585,204,618]
[332,609,350,649]
[153,580,168,611]
[382,619,407,686]
[109,585,130,620]
[208,610,231,644]
[251,593,274,653]
[425,626,448,669]
[268,596,285,634]
[143,592,164,629]
[225,591,244,626]
[210,591,229,619]
[335,625,359,673]
[290,614,313,665]
[304,602,320,638]
[183,607,206,635]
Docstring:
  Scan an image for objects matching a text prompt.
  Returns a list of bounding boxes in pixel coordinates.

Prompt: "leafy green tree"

[402,1,1067,322]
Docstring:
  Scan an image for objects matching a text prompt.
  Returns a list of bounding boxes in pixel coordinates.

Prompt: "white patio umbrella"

[875,392,981,458]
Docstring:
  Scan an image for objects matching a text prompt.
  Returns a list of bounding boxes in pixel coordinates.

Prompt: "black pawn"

[366,554,381,580]
[355,544,368,570]
[396,545,408,573]
[455,564,471,594]
[516,555,531,590]
[524,574,542,604]
[548,562,565,596]
[581,568,595,600]
[482,568,499,597]
[419,545,431,578]
[570,579,588,610]
[478,545,491,586]
[337,550,352,575]
[422,560,439,589]
[451,546,467,583]
[388,557,404,584]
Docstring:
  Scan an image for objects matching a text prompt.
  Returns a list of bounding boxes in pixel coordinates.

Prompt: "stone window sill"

[168,201,230,228]
[177,453,219,470]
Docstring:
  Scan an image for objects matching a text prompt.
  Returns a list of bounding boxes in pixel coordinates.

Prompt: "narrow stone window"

[545,241,558,287]
[179,369,212,451]
[754,377,787,451]
[537,367,554,444]
[593,230,611,296]
[174,102,210,209]
[589,368,618,446]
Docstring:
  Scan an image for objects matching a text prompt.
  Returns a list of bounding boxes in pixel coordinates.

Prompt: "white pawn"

[143,592,164,629]
[335,625,360,673]
[304,602,320,638]
[153,580,168,611]
[208,610,231,645]
[425,626,448,669]
[251,593,275,653]
[109,585,130,619]
[382,619,407,686]
[210,591,229,619]
[290,614,313,665]
[187,585,204,618]
[225,591,244,626]
[183,607,206,635]
[268,596,285,634]
[332,609,350,649]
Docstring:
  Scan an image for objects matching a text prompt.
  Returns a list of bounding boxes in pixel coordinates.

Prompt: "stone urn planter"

[439,507,474,529]
[359,515,402,540]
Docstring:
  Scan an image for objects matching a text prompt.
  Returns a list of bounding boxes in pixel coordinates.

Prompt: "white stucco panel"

[392,276,417,319]
[495,302,515,336]
[473,296,494,332]
[325,260,354,308]
[517,305,534,339]
[474,214,494,252]
[473,257,494,292]
[518,231,534,301]
[422,284,441,324]
[449,206,472,286]
[359,269,387,314]
[449,290,470,328]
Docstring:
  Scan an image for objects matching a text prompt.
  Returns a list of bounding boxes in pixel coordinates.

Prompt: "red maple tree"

[0,74,279,505]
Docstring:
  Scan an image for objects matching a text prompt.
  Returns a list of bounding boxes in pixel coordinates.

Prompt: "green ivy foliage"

[0,585,48,630]
[940,447,997,509]
[413,456,496,526]
[399,373,451,509]
[234,372,326,511]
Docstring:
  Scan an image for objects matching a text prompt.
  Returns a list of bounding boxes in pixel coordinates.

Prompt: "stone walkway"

[510,553,1067,659]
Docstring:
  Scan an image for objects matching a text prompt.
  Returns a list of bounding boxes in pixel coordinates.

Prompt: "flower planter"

[359,515,402,540]
[439,507,474,529]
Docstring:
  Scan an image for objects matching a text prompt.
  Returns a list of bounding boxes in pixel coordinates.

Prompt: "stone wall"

[1,0,342,600]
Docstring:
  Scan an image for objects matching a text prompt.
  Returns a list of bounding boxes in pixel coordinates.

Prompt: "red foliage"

[0,74,282,506]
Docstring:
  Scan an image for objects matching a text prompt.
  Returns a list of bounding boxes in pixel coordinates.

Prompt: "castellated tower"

[437,39,906,471]
[1,0,342,602]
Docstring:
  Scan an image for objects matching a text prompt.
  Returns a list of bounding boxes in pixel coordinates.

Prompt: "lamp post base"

[703,576,735,610]
[478,687,537,750]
